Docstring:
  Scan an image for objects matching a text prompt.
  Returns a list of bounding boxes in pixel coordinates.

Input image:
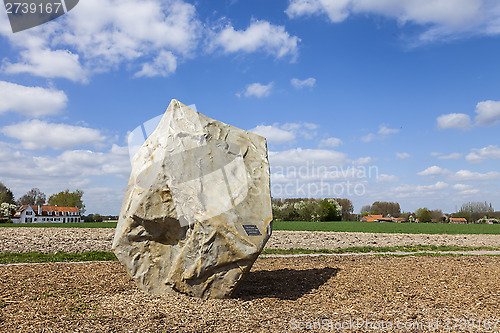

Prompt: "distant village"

[362,214,472,224]
[272,198,500,224]
[0,185,118,224]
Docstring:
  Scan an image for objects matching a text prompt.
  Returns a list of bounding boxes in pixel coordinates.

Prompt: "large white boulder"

[112,99,273,299]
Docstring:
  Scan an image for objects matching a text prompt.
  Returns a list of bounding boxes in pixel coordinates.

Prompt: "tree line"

[360,201,401,218]
[272,198,498,223]
[272,197,355,222]
[0,181,85,221]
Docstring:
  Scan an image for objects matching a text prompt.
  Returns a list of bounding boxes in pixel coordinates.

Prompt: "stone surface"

[112,99,273,299]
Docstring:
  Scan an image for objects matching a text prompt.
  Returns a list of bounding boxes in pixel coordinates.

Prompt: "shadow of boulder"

[233,267,340,300]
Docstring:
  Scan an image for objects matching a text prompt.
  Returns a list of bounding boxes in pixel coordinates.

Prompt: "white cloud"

[457,188,481,195]
[396,152,411,159]
[453,184,473,191]
[422,181,449,191]
[286,0,352,22]
[303,122,318,130]
[55,145,130,176]
[465,145,500,163]
[248,125,295,145]
[438,153,463,160]
[353,156,374,165]
[450,184,481,197]
[134,51,177,78]
[210,20,300,60]
[451,183,482,196]
[270,159,367,197]
[271,163,369,188]
[286,0,497,42]
[2,120,107,150]
[269,148,348,168]
[378,125,399,135]
[252,122,319,143]
[0,81,67,117]
[291,77,316,89]
[0,141,130,214]
[319,137,342,148]
[437,113,472,130]
[63,0,200,60]
[465,153,482,164]
[474,100,500,126]
[1,0,201,80]
[0,9,10,34]
[437,101,500,130]
[0,143,128,179]
[376,174,399,183]
[449,169,500,181]
[3,49,87,82]
[239,82,274,98]
[281,123,302,131]
[393,181,449,194]
[451,183,480,196]
[362,124,399,142]
[361,133,376,143]
[417,165,450,176]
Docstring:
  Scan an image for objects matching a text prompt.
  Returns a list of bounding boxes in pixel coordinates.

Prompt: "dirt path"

[1,228,499,253]
[1,256,498,332]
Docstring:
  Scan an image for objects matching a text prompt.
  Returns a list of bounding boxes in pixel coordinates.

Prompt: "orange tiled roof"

[13,205,31,216]
[362,214,384,222]
[42,205,80,212]
[14,205,80,216]
[450,217,467,222]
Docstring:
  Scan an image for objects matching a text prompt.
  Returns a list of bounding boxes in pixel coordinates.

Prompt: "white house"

[11,205,83,223]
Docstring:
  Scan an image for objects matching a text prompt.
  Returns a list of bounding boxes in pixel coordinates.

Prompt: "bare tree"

[360,205,371,215]
[456,201,495,223]
[370,201,401,217]
[333,198,354,220]
[18,188,46,206]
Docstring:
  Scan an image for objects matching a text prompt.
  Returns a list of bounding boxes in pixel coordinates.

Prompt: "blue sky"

[1,0,500,215]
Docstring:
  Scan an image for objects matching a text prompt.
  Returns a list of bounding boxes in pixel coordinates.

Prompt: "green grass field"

[1,220,499,235]
[272,221,500,235]
[0,251,118,264]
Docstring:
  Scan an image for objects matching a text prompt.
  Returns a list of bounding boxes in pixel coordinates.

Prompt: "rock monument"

[112,99,273,299]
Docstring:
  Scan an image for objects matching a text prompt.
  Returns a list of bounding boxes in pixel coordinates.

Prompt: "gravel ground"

[0,256,499,332]
[1,228,499,253]
[266,231,500,250]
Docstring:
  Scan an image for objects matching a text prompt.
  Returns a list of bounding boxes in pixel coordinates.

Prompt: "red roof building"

[360,214,383,222]
[449,217,468,224]
[12,205,82,223]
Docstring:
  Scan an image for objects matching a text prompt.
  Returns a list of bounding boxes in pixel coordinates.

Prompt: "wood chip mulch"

[1,255,499,332]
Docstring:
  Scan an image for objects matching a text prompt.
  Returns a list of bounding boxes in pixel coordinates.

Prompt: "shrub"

[272,198,342,222]
[319,199,342,221]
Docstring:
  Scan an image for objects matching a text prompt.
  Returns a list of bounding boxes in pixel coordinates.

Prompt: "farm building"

[361,215,408,223]
[360,214,383,222]
[11,205,83,223]
[449,217,468,224]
